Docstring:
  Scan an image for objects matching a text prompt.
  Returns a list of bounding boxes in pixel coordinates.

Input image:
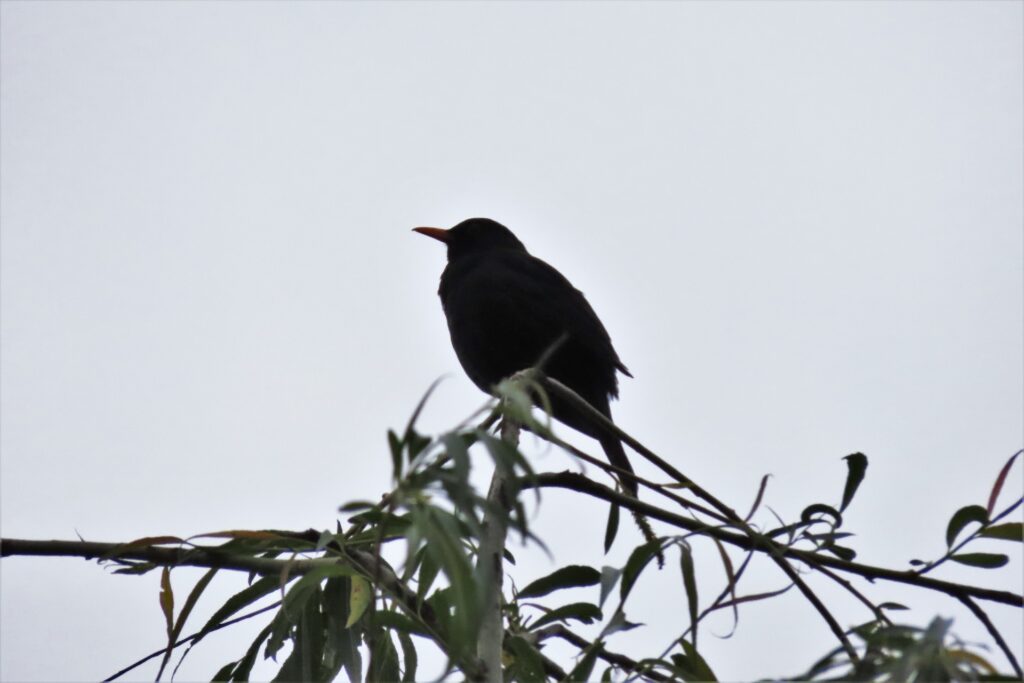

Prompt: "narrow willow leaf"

[373,610,428,636]
[744,474,771,522]
[530,602,602,630]
[603,502,620,554]
[978,522,1023,542]
[986,450,1022,515]
[398,630,418,683]
[345,576,371,628]
[678,543,699,648]
[518,565,601,599]
[839,452,868,512]
[673,638,718,682]
[226,623,272,682]
[165,567,218,680]
[620,540,662,602]
[212,660,237,681]
[824,544,857,561]
[323,577,362,683]
[950,552,1009,569]
[368,629,400,683]
[272,587,325,683]
[878,602,909,611]
[388,429,403,480]
[567,643,601,682]
[945,505,988,548]
[157,568,174,681]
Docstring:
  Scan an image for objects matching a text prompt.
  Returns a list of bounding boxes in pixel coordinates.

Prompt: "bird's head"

[413,218,526,260]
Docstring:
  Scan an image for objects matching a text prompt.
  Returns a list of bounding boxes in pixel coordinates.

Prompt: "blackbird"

[413,218,638,496]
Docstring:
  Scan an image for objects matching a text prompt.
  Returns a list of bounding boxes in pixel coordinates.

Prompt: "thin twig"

[957,594,1023,678]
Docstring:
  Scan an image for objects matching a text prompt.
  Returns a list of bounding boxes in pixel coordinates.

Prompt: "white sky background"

[1,1,1021,680]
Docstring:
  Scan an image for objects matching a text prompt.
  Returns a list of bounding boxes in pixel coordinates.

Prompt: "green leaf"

[566,642,601,682]
[878,602,909,611]
[839,452,868,512]
[322,577,362,683]
[195,577,280,645]
[368,629,400,683]
[212,660,237,681]
[371,610,428,637]
[388,429,403,479]
[226,623,273,682]
[671,638,717,682]
[165,568,218,680]
[978,522,1023,542]
[157,567,175,680]
[397,630,418,683]
[518,565,601,600]
[506,635,546,683]
[272,585,325,683]
[678,543,699,648]
[530,602,602,630]
[345,576,371,628]
[946,505,989,548]
[620,541,662,602]
[824,544,857,561]
[603,502,620,554]
[950,552,1009,569]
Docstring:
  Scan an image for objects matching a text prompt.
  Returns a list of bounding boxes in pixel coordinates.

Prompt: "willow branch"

[518,473,1023,608]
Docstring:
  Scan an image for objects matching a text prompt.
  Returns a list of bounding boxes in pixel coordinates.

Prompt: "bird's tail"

[599,434,640,498]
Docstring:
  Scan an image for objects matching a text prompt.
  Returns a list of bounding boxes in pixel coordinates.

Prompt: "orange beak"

[412,227,450,243]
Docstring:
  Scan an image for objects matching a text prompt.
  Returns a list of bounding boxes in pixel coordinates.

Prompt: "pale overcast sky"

[1,2,1021,681]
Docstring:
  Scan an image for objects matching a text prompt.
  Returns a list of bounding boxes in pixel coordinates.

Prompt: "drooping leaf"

[839,452,868,512]
[368,628,400,683]
[603,502,620,554]
[945,505,988,548]
[224,623,272,682]
[397,630,418,683]
[323,577,362,683]
[157,567,175,681]
[272,585,325,683]
[950,552,1009,569]
[620,540,663,602]
[166,568,219,680]
[530,602,602,630]
[671,638,717,682]
[518,565,601,600]
[678,542,699,648]
[345,576,371,628]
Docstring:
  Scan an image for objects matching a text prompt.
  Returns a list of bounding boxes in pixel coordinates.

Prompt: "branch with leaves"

[2,376,1021,682]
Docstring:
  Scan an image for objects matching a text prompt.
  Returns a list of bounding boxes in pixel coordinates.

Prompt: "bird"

[413,217,639,496]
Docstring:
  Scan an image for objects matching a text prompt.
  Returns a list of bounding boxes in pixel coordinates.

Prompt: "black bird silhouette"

[414,218,638,496]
